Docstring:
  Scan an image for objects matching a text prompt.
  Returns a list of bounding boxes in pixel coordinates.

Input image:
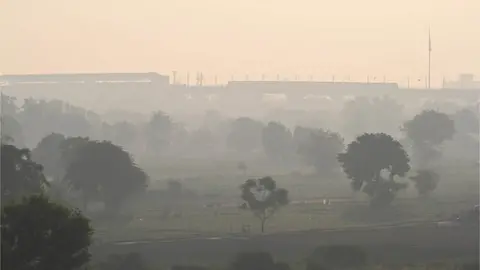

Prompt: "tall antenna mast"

[428,27,432,89]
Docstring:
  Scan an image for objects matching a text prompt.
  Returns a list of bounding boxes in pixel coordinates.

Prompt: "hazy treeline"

[1,94,478,172]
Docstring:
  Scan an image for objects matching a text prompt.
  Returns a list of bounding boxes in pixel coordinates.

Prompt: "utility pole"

[428,27,432,89]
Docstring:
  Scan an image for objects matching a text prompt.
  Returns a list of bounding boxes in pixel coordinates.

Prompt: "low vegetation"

[1,94,478,270]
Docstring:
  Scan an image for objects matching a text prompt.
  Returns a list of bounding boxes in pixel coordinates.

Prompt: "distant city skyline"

[1,0,479,88]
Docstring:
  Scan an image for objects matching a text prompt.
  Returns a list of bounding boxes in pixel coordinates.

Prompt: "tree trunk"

[82,194,88,213]
[260,218,266,233]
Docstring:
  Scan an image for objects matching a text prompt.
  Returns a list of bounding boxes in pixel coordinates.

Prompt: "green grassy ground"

[90,158,478,243]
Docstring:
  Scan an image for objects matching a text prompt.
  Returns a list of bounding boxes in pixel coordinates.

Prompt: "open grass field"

[89,157,478,268]
[91,223,479,268]
[92,195,477,243]
[90,157,478,242]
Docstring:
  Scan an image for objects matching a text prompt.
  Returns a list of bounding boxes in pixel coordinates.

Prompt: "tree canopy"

[402,110,455,167]
[227,117,264,153]
[240,177,289,232]
[296,127,344,175]
[450,108,479,136]
[262,122,294,164]
[1,195,93,270]
[403,110,455,146]
[1,143,48,203]
[337,133,410,206]
[145,111,174,155]
[64,140,148,213]
[1,114,25,147]
[409,169,440,196]
[31,133,66,180]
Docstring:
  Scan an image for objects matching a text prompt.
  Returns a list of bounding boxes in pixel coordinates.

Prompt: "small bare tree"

[239,177,289,233]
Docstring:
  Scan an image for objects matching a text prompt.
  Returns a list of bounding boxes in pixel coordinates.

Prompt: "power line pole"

[428,27,432,89]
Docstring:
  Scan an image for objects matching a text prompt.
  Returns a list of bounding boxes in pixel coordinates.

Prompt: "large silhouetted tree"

[145,111,174,155]
[64,140,148,213]
[240,177,289,232]
[31,133,66,180]
[1,143,48,203]
[227,117,264,153]
[451,108,479,136]
[296,127,344,175]
[262,122,294,164]
[402,110,455,167]
[1,114,25,147]
[337,133,410,207]
[409,169,440,197]
[1,195,93,270]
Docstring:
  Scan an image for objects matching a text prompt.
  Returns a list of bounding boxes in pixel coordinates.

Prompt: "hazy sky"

[1,0,479,86]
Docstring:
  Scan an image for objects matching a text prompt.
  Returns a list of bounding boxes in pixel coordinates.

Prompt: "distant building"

[227,80,399,92]
[0,72,170,85]
[443,74,480,89]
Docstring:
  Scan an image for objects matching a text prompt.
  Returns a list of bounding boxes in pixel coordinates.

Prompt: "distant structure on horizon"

[1,72,479,95]
[0,72,169,85]
[443,74,480,89]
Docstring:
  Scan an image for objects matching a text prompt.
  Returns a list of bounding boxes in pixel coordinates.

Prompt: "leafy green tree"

[337,133,410,207]
[64,140,148,214]
[451,108,479,136]
[296,127,344,175]
[1,94,19,116]
[145,111,174,155]
[58,112,92,138]
[402,110,455,167]
[1,114,25,147]
[1,144,48,203]
[227,117,264,153]
[240,177,289,232]
[60,136,90,165]
[31,133,66,180]
[1,195,93,270]
[409,169,440,196]
[262,122,294,164]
